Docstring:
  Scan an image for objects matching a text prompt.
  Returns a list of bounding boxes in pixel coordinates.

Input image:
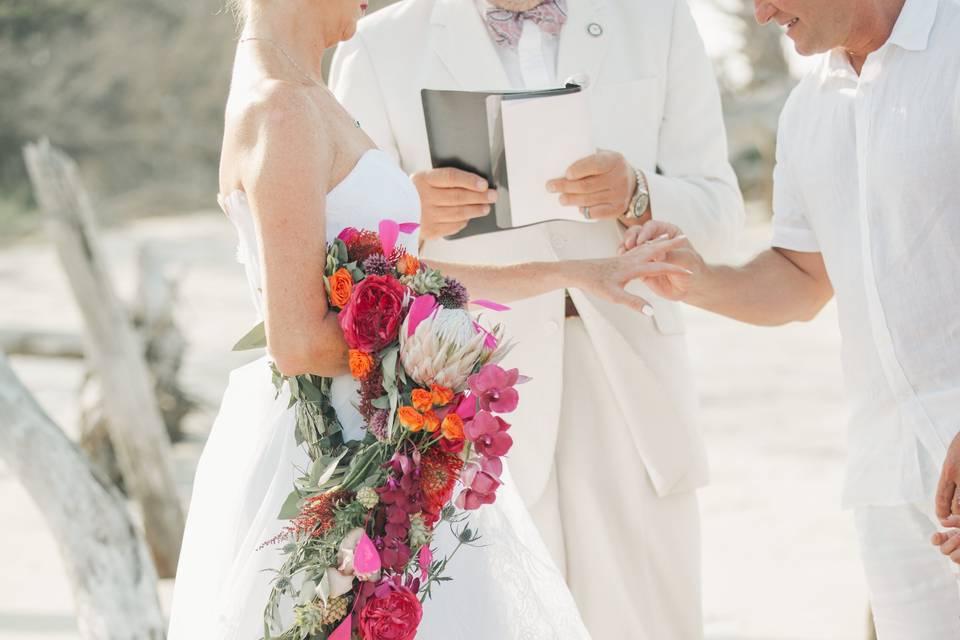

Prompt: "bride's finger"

[629,261,693,277]
[607,288,655,316]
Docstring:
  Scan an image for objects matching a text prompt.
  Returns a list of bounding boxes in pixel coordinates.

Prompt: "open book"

[422,85,596,240]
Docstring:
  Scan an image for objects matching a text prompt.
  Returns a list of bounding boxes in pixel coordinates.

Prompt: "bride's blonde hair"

[227,0,250,22]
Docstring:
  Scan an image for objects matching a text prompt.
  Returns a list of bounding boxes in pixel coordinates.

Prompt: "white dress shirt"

[770,0,960,508]
[474,0,560,89]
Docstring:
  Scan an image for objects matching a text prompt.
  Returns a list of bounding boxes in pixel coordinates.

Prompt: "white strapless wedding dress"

[167,149,591,639]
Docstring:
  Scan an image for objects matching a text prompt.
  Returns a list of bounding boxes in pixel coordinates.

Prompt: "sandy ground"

[0,212,867,640]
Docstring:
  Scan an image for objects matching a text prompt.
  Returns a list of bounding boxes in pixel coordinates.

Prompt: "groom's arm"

[622,221,833,326]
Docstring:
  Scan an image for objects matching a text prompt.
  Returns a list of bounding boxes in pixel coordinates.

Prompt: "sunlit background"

[0,1,867,638]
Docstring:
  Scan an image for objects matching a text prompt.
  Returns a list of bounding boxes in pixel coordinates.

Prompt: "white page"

[500,91,596,227]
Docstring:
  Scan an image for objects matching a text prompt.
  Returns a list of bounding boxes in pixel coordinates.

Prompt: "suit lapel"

[556,0,611,87]
[430,0,512,90]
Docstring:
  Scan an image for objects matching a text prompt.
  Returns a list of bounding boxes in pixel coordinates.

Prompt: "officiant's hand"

[934,432,960,538]
[619,220,702,301]
[411,168,498,241]
[547,150,637,221]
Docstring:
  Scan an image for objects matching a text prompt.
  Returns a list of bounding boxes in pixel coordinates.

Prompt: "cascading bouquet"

[234,220,525,640]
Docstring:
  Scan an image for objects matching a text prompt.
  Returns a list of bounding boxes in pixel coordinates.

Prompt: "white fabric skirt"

[167,356,591,639]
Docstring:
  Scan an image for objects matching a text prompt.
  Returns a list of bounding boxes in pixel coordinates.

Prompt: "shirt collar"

[817,0,937,85]
[886,0,937,52]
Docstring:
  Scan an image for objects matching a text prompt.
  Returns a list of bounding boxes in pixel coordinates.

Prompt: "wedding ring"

[582,206,591,219]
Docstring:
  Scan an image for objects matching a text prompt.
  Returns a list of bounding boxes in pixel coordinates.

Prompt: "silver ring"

[582,206,591,219]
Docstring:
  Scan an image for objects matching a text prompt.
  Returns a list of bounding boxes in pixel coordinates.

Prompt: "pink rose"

[339,275,407,352]
[358,581,423,640]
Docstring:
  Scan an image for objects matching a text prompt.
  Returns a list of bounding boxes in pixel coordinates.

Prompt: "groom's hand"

[619,220,702,301]
[547,150,637,221]
[411,168,498,241]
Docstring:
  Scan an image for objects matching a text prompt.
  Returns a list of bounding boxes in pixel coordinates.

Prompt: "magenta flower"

[337,227,359,243]
[454,458,503,510]
[464,411,513,458]
[468,365,520,413]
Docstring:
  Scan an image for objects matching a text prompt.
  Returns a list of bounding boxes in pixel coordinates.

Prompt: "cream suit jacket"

[330,0,744,504]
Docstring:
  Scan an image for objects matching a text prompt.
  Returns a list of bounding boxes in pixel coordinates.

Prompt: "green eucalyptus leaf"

[316,571,330,605]
[232,322,267,351]
[299,377,326,404]
[277,489,301,520]
[308,450,347,489]
[371,395,390,409]
[381,347,399,392]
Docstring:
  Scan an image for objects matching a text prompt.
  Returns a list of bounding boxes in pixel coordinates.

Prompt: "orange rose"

[411,388,433,412]
[430,385,455,407]
[348,349,374,380]
[328,268,353,308]
[423,410,441,433]
[398,406,425,432]
[441,413,464,440]
[397,253,420,276]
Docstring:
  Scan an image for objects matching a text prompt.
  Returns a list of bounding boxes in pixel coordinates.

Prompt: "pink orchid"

[468,364,520,414]
[464,411,513,458]
[454,459,503,510]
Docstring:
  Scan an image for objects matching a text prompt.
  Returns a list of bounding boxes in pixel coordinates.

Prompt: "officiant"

[330,1,743,637]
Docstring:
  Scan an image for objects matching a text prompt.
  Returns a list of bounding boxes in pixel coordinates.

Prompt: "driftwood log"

[23,139,184,578]
[0,354,165,639]
[79,242,195,487]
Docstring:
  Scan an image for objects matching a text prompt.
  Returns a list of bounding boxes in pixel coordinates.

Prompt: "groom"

[330,1,744,637]
[621,0,960,637]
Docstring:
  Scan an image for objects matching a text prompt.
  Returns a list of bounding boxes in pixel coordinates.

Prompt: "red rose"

[339,275,407,352]
[358,582,422,640]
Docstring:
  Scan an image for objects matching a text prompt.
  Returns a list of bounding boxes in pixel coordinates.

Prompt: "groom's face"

[754,0,857,56]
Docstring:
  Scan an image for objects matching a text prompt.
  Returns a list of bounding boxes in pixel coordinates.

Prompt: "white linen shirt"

[474,0,560,89]
[770,0,960,508]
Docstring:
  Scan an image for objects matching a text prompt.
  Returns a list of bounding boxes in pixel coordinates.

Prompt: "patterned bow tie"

[484,0,568,49]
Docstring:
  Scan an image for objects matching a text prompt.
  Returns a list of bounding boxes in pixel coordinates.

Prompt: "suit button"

[550,234,566,249]
[547,320,560,332]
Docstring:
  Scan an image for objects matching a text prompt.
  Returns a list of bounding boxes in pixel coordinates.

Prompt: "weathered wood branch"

[23,139,185,578]
[0,329,85,358]
[0,354,165,639]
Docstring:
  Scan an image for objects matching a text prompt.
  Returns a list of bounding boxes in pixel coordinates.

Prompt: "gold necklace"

[239,36,322,86]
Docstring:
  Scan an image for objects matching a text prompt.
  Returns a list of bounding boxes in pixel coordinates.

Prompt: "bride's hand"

[573,235,693,313]
[618,220,704,302]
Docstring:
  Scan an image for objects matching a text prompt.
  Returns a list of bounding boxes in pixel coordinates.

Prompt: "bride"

[166,0,686,637]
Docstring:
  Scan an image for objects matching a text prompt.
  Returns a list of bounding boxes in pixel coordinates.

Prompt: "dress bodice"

[217,149,421,441]
[218,149,422,321]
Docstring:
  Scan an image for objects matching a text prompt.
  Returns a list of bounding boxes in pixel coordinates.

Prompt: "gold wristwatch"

[624,166,650,219]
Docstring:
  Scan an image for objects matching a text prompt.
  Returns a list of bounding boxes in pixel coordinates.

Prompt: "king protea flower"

[399,295,508,391]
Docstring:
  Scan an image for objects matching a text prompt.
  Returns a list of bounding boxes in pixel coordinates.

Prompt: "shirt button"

[587,23,604,37]
[550,234,567,249]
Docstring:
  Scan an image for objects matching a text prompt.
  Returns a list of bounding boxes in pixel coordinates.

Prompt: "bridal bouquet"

[235,220,523,640]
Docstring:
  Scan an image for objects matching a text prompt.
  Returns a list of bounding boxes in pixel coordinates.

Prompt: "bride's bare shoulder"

[220,80,334,194]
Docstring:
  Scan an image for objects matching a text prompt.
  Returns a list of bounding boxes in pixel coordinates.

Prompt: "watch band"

[625,167,650,219]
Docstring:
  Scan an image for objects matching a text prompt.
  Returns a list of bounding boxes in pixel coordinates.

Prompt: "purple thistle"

[362,253,390,276]
[437,277,469,309]
[368,409,389,441]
